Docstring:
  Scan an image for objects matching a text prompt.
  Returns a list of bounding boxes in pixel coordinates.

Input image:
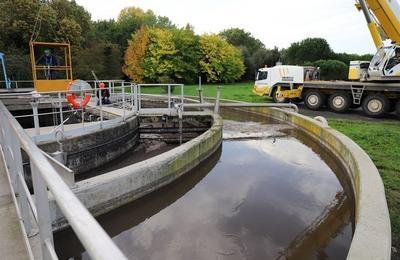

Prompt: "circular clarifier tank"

[55,108,355,260]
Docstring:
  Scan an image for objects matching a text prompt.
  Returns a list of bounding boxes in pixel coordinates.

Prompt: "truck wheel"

[362,94,390,118]
[304,90,325,110]
[272,88,287,103]
[328,92,351,113]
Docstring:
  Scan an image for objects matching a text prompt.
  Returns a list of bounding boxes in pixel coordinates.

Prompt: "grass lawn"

[328,120,400,249]
[140,82,270,103]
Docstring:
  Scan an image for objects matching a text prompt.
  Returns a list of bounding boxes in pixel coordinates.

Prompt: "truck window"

[371,47,390,66]
[257,71,268,80]
[385,48,400,71]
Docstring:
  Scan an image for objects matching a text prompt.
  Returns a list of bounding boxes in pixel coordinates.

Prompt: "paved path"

[0,149,30,260]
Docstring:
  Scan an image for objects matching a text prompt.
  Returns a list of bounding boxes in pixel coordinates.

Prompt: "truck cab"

[368,45,400,81]
[253,65,305,102]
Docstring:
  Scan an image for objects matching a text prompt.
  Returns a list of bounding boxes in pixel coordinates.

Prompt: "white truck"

[253,65,400,117]
[253,65,313,103]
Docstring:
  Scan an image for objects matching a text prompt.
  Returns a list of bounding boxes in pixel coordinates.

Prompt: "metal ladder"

[351,85,365,105]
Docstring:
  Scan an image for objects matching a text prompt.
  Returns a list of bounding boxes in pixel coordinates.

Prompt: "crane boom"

[359,0,400,46]
[358,0,384,48]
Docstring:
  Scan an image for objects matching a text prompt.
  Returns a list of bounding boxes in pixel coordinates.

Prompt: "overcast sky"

[75,0,382,54]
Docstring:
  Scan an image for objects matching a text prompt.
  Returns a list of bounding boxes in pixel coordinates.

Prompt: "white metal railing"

[0,79,125,90]
[0,80,34,89]
[0,100,127,260]
[0,82,136,142]
[0,82,298,138]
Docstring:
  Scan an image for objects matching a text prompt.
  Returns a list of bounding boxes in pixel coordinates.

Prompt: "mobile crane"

[253,0,400,118]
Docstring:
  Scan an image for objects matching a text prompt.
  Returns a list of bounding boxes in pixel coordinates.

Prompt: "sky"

[75,0,380,54]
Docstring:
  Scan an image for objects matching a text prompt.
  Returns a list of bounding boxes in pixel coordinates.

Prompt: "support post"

[198,76,204,103]
[214,86,221,114]
[31,163,54,260]
[168,84,171,111]
[81,90,84,130]
[134,84,138,113]
[99,83,103,129]
[30,102,40,137]
[11,137,33,236]
[122,87,126,121]
[58,92,64,132]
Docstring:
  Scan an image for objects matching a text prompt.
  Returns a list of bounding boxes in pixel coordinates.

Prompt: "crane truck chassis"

[253,65,400,118]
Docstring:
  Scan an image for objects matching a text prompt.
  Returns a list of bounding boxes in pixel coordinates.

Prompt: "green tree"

[199,34,245,83]
[0,0,92,80]
[92,19,119,43]
[333,52,373,66]
[0,0,47,48]
[219,28,264,55]
[170,27,200,83]
[49,0,92,45]
[141,28,177,83]
[313,59,348,80]
[220,28,265,80]
[123,27,150,83]
[116,7,173,49]
[286,38,334,65]
[74,42,122,79]
[252,47,281,70]
[3,47,32,81]
[124,27,199,84]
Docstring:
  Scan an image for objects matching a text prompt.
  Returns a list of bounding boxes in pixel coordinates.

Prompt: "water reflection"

[55,109,353,260]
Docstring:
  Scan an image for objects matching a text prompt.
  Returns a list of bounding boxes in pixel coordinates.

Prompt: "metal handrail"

[0,100,127,259]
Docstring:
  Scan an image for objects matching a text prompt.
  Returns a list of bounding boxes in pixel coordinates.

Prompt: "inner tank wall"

[49,113,223,231]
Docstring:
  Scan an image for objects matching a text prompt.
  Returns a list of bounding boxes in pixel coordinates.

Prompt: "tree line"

[0,0,373,83]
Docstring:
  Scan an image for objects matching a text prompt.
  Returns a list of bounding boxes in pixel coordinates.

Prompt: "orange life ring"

[66,80,92,109]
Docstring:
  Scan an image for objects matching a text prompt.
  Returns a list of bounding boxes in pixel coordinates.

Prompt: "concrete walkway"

[0,150,30,260]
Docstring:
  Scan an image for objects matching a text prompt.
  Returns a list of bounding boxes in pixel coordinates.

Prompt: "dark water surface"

[55,109,353,260]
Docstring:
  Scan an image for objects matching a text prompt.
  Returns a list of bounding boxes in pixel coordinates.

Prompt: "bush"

[313,59,349,80]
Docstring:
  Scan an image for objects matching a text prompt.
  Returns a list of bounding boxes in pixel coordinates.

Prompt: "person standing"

[36,49,59,79]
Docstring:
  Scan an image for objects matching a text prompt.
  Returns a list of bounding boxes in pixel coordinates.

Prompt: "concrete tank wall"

[50,112,223,230]
[39,115,139,174]
[241,107,391,260]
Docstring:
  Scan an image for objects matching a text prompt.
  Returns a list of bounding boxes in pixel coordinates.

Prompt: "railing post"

[58,92,64,133]
[81,90,84,129]
[99,86,103,129]
[130,84,134,110]
[30,102,40,137]
[181,84,184,105]
[198,76,204,103]
[122,87,126,121]
[11,137,33,236]
[168,84,171,111]
[134,84,138,113]
[31,163,54,260]
[0,125,33,236]
[214,86,221,114]
[138,85,141,112]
